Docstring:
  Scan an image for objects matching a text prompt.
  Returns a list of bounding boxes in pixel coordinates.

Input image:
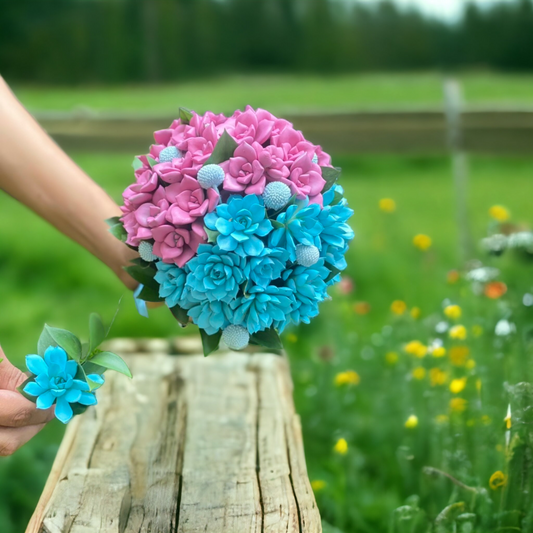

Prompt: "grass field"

[1,148,532,532]
[11,72,533,114]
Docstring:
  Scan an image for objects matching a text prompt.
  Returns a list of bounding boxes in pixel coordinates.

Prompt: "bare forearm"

[0,78,137,289]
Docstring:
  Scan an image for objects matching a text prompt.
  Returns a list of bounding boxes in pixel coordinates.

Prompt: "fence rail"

[35,108,533,154]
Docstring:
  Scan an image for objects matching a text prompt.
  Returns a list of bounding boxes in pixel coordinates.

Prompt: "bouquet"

[108,107,354,355]
[18,314,131,424]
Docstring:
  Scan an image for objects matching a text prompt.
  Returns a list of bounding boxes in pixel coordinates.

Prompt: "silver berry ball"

[296,244,320,267]
[222,325,250,351]
[198,164,225,189]
[159,146,181,163]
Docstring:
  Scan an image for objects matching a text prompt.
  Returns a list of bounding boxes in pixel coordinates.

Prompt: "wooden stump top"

[27,338,321,533]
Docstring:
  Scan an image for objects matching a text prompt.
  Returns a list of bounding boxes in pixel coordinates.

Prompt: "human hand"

[0,347,55,456]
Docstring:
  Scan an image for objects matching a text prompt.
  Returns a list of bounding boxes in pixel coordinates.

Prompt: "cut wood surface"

[26,338,321,533]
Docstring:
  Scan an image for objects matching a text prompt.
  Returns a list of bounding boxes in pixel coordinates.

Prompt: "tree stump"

[26,337,321,533]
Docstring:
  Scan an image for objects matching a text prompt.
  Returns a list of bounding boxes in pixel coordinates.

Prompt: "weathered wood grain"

[27,338,321,533]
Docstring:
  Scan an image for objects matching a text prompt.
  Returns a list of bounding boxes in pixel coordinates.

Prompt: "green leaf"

[37,325,57,357]
[321,166,342,192]
[105,216,122,228]
[132,157,144,171]
[82,361,106,376]
[138,284,164,302]
[332,188,344,205]
[45,325,82,362]
[250,328,283,351]
[205,227,220,243]
[124,263,158,289]
[71,403,89,416]
[89,351,132,378]
[81,342,90,360]
[325,263,342,283]
[271,219,284,229]
[17,377,38,403]
[146,156,158,168]
[169,304,189,327]
[205,130,238,165]
[89,313,106,353]
[179,107,193,124]
[200,329,222,357]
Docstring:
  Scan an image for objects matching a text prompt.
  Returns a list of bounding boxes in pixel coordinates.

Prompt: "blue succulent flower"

[187,300,233,335]
[322,184,345,207]
[185,244,246,303]
[281,260,330,326]
[155,261,188,308]
[204,195,273,257]
[268,200,323,261]
[243,247,288,288]
[230,285,296,334]
[23,346,96,424]
[317,197,354,271]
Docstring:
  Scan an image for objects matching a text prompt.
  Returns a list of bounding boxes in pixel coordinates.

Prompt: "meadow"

[1,74,533,532]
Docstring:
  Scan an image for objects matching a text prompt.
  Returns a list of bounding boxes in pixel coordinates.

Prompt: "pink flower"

[122,167,159,206]
[165,176,219,225]
[314,146,332,166]
[221,142,289,195]
[190,111,228,136]
[229,106,277,145]
[152,222,206,267]
[279,154,326,204]
[185,125,219,166]
[271,127,317,164]
[154,152,200,184]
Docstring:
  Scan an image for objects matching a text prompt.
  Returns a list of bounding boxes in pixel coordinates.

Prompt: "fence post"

[443,79,474,264]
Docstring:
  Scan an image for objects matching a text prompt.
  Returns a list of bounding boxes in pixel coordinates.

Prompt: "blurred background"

[1,1,533,532]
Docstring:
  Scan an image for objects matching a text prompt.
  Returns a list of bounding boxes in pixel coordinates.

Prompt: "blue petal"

[204,212,218,230]
[65,360,78,378]
[55,397,74,424]
[218,235,237,252]
[65,389,82,403]
[134,284,149,318]
[215,217,233,235]
[35,374,50,389]
[25,355,48,376]
[44,346,68,368]
[23,382,46,397]
[36,391,56,410]
[243,237,264,257]
[78,392,98,406]
[71,379,91,391]
[87,374,105,388]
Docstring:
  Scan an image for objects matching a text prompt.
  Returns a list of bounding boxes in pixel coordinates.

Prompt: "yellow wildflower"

[404,341,427,358]
[391,300,407,315]
[410,307,421,319]
[450,377,467,394]
[444,305,462,320]
[504,405,512,430]
[450,398,468,413]
[333,438,348,455]
[412,367,426,380]
[413,234,432,251]
[465,359,476,370]
[405,415,419,429]
[481,415,492,425]
[435,414,449,424]
[379,198,396,213]
[449,346,470,366]
[489,205,510,222]
[286,333,298,343]
[385,351,399,365]
[447,270,460,284]
[449,325,467,340]
[472,325,484,337]
[429,368,448,386]
[432,346,446,358]
[311,480,326,491]
[489,471,508,490]
[334,370,361,387]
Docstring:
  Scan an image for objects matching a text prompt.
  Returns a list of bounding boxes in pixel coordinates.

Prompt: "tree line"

[1,0,533,84]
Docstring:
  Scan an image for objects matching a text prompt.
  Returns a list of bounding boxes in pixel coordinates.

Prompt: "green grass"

[1,152,532,532]
[11,72,533,114]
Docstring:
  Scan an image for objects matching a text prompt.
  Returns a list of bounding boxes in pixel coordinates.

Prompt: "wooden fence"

[35,107,533,154]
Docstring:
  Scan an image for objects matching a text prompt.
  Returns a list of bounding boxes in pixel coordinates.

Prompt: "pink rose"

[152,222,206,267]
[271,127,317,164]
[190,111,228,136]
[279,154,326,204]
[222,142,289,195]
[314,146,332,166]
[122,167,159,206]
[154,152,200,184]
[185,124,220,165]
[165,176,219,225]
[229,106,276,145]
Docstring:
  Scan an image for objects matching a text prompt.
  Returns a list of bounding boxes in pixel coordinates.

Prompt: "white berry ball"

[139,241,157,262]
[296,244,320,267]
[262,181,292,210]
[312,154,319,164]
[198,164,225,189]
[159,146,181,163]
[222,325,250,351]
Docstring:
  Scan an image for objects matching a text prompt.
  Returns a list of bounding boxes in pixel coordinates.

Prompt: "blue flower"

[185,244,246,303]
[322,184,345,207]
[243,247,288,288]
[268,200,323,261]
[204,195,273,257]
[230,285,296,334]
[155,261,188,308]
[23,346,96,424]
[317,198,354,271]
[187,300,233,335]
[281,260,330,326]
